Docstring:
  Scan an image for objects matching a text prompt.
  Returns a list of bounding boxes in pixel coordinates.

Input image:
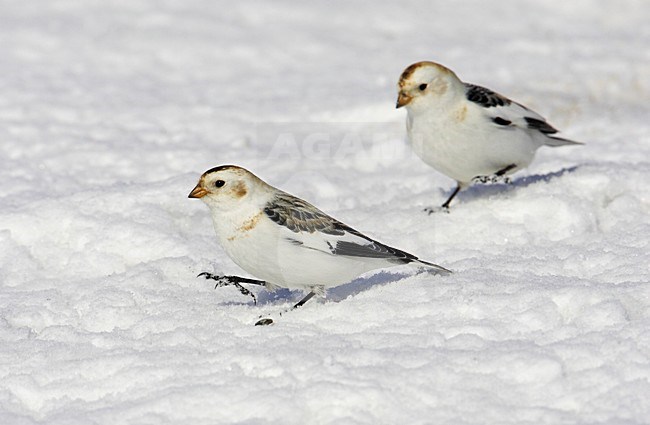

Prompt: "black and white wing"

[264,192,450,274]
[464,83,581,146]
[465,84,512,108]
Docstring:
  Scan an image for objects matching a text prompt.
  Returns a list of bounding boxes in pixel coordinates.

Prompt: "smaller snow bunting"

[396,61,582,210]
[189,165,450,324]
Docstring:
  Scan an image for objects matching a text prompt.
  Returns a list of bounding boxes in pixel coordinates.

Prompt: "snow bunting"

[396,61,582,210]
[189,165,450,324]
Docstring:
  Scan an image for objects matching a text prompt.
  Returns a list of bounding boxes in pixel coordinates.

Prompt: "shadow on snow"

[217,268,433,307]
[452,165,580,203]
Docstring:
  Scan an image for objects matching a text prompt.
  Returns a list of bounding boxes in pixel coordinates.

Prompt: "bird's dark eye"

[214,180,225,188]
[419,83,428,91]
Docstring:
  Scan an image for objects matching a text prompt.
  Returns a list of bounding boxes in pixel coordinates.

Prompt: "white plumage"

[396,61,582,209]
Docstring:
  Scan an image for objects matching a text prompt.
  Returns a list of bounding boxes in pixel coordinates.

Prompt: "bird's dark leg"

[197,272,264,304]
[424,183,461,214]
[440,184,462,209]
[254,291,318,326]
[292,291,316,309]
[495,164,517,176]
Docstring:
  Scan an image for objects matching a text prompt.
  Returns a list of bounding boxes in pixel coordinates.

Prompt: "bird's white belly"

[408,115,538,183]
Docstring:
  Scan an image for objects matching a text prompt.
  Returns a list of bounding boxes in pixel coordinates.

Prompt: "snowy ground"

[1,0,649,424]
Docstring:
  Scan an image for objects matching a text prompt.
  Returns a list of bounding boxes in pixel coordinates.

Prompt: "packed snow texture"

[1,1,649,424]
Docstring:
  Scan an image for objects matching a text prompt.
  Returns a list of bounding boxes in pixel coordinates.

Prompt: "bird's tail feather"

[545,136,583,147]
[414,259,452,275]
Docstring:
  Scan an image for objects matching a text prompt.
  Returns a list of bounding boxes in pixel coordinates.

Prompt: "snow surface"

[1,0,649,424]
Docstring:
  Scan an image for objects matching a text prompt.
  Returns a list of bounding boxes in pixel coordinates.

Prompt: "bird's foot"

[197,272,258,305]
[423,206,451,215]
[472,174,512,185]
[255,317,274,326]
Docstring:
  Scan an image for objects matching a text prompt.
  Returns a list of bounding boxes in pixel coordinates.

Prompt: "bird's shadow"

[247,269,420,306]
[455,166,580,202]
[328,270,416,302]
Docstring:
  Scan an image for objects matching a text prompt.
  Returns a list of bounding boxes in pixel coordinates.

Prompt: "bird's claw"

[197,272,258,305]
[197,272,229,286]
[255,317,274,326]
[423,206,450,215]
[472,175,512,185]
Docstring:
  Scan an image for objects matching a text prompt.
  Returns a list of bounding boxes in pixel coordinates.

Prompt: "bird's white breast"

[212,208,285,285]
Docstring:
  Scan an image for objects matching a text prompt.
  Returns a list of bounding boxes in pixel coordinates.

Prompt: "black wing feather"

[524,117,559,135]
[331,223,416,264]
[332,239,415,264]
[465,84,511,108]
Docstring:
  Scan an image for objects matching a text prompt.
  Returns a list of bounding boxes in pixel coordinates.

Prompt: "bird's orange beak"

[188,183,208,198]
[396,91,412,108]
